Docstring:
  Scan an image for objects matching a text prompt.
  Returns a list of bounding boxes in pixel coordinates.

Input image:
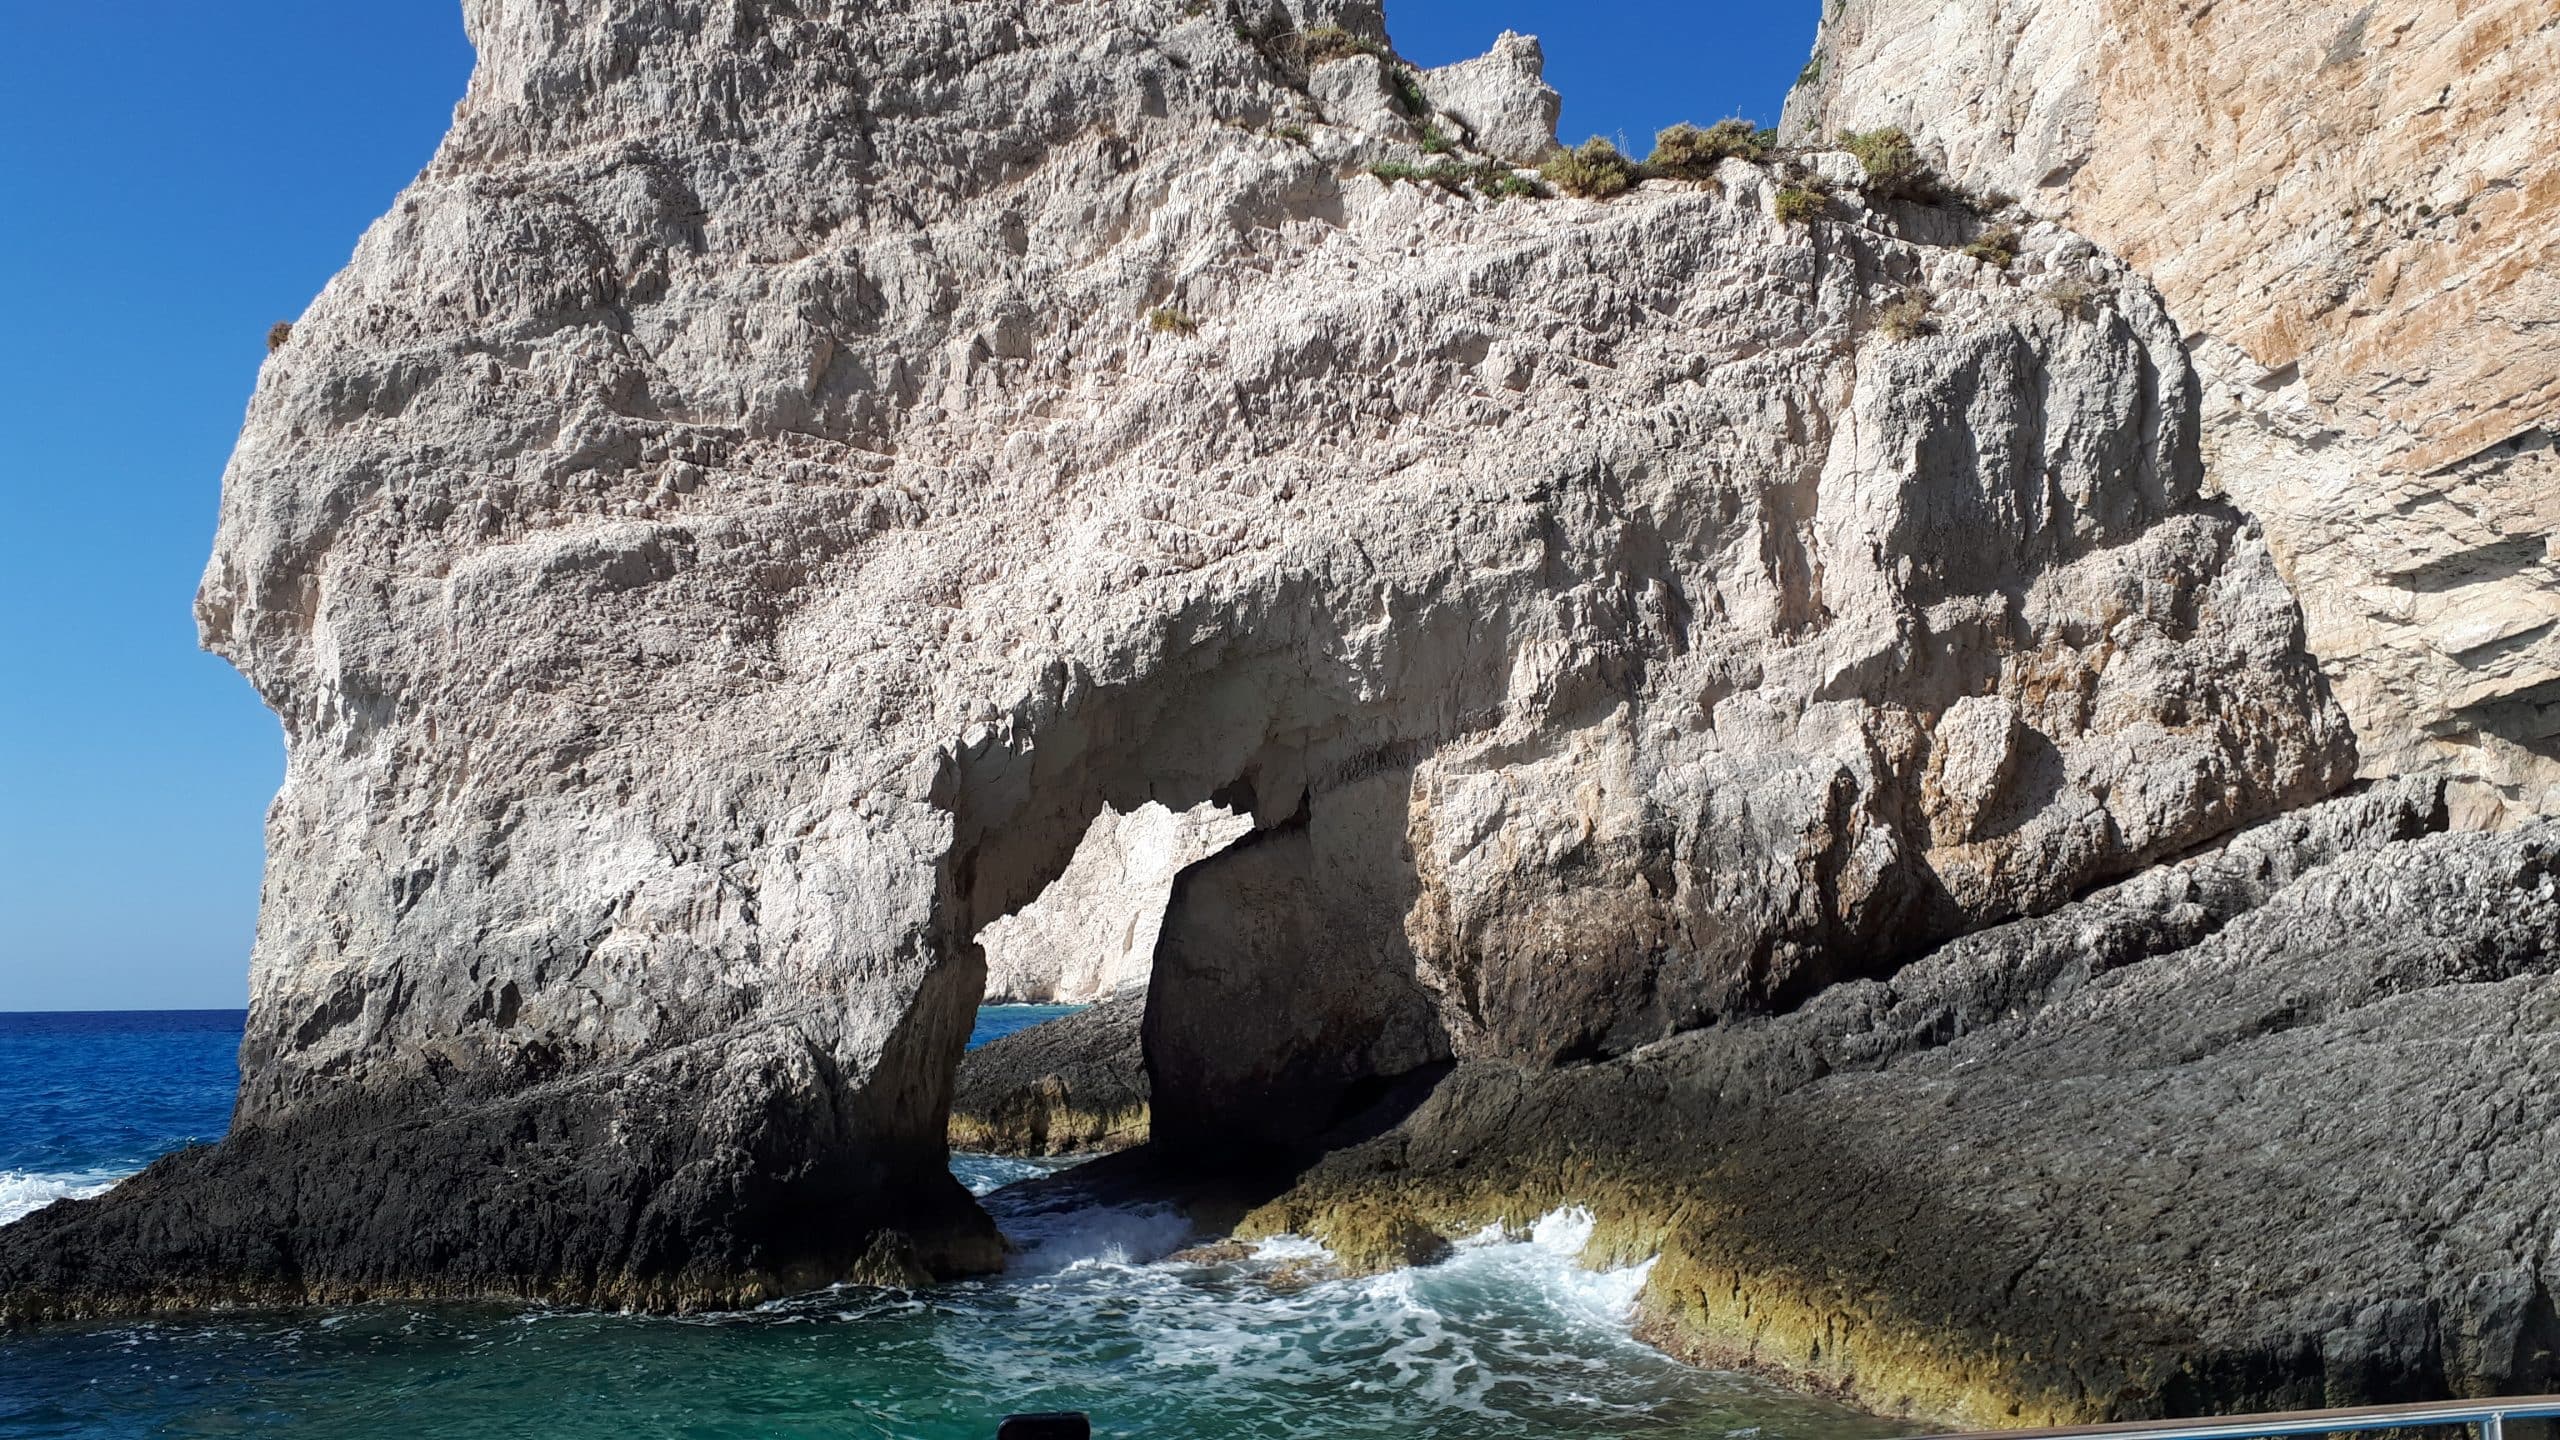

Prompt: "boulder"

[950,995,1151,1157]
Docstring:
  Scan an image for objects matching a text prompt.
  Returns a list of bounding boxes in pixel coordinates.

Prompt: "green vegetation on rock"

[1774,185,1826,225]
[1539,137,1639,200]
[1840,125,1932,200]
[1646,119,1771,178]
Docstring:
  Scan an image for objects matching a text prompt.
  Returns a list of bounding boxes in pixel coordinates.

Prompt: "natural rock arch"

[2,0,2352,1321]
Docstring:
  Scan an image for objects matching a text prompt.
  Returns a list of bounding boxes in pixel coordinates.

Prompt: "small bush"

[2043,279,2093,320]
[1773,185,1826,225]
[1876,286,1936,341]
[1272,122,1309,145]
[1418,123,1454,155]
[1388,66,1430,117]
[1797,54,1825,86]
[1960,223,2020,268]
[1647,119,1771,178]
[1540,137,1638,200]
[1302,25,1389,64]
[266,321,293,353]
[1148,307,1199,335]
[1840,126,1931,200]
[1373,159,1546,200]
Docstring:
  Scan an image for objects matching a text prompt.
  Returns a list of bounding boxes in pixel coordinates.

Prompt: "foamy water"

[0,1008,1903,1438]
[0,1167,121,1226]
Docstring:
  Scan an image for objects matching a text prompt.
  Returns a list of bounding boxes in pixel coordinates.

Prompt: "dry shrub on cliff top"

[1300,24,1389,64]
[1647,119,1771,178]
[266,322,293,353]
[1541,138,1639,199]
[1841,126,1933,200]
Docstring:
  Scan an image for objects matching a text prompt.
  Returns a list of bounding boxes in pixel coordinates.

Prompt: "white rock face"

[2,0,2349,1311]
[977,802,1251,1003]
[1787,0,2560,824]
[1417,31,1559,164]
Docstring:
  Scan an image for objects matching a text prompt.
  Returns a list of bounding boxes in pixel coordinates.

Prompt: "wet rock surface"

[1246,784,2560,1424]
[951,994,1151,1156]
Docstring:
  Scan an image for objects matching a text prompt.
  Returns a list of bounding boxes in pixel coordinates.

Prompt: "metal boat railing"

[986,1398,2560,1440]
[1913,1397,2560,1440]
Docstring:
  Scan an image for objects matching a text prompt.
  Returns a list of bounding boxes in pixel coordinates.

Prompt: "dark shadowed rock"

[951,995,1151,1157]
[1244,783,2560,1425]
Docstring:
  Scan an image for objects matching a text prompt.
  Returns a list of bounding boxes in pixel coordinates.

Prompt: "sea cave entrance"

[935,650,1467,1189]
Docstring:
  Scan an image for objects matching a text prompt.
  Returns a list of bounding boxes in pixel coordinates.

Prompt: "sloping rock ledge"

[1229,781,2560,1425]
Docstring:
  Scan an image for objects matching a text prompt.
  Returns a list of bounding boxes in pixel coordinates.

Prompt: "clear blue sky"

[0,1,1817,1013]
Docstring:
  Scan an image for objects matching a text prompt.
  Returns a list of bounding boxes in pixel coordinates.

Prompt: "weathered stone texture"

[977,802,1249,1004]
[950,993,1152,1155]
[3,0,2349,1347]
[1787,0,2560,820]
[1252,786,2560,1425]
[1417,30,1559,165]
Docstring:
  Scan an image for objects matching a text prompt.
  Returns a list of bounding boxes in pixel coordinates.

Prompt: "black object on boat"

[998,1413,1092,1440]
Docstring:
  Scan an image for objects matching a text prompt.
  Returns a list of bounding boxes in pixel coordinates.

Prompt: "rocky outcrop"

[1418,31,1560,166]
[1246,783,2560,1424]
[0,0,2351,1346]
[977,802,1249,1004]
[1785,0,2560,824]
[950,994,1150,1156]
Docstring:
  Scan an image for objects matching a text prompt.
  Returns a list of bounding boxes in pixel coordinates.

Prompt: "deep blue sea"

[0,1008,1896,1440]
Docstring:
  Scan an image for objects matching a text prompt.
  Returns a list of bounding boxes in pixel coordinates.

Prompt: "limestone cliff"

[0,0,2347,1322]
[977,803,1248,1004]
[1786,0,2560,824]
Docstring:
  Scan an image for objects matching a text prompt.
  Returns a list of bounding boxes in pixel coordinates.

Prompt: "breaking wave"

[0,1166,125,1226]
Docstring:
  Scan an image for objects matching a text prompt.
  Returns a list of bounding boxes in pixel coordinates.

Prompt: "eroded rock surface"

[1787,0,2560,822]
[950,994,1150,1155]
[977,802,1250,1004]
[1249,784,2560,1424]
[5,0,2349,1342]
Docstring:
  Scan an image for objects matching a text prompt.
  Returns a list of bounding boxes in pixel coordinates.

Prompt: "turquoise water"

[0,1009,1899,1440]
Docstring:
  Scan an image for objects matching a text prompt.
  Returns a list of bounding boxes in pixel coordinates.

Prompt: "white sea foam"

[1000,1201,1195,1274]
[950,1150,1078,1196]
[943,1200,1670,1418]
[1246,1231,1330,1263]
[0,1167,128,1227]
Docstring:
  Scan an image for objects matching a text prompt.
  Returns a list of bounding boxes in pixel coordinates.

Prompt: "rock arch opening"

[973,802,1253,1008]
[933,638,1482,1192]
